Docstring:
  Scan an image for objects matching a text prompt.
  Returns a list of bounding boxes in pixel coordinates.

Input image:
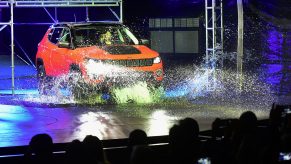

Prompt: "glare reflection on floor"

[147,110,174,136]
[75,112,114,140]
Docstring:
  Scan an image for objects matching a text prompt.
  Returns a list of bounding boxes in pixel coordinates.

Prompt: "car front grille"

[103,59,153,67]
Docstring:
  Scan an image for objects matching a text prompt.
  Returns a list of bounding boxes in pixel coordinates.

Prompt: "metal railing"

[0,0,120,7]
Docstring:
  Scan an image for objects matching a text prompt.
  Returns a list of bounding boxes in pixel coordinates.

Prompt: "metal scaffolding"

[0,0,123,95]
[205,0,224,67]
[205,0,224,90]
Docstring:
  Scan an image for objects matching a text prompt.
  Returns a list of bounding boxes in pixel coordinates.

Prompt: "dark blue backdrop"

[0,0,290,63]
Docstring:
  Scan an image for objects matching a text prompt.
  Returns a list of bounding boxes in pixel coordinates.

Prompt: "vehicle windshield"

[73,25,139,47]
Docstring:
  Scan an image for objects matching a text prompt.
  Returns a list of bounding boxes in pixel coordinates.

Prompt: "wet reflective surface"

[0,53,286,148]
[0,52,288,148]
[0,102,270,147]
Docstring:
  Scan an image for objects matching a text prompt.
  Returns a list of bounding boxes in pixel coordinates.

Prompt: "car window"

[48,28,54,41]
[59,28,71,43]
[73,26,139,47]
[74,27,97,47]
[50,28,63,44]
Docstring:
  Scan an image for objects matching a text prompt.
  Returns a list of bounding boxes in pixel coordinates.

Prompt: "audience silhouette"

[233,111,259,164]
[130,145,156,164]
[128,129,148,149]
[18,106,291,164]
[126,129,148,164]
[25,133,54,164]
[82,135,108,164]
[168,118,201,164]
[65,139,83,164]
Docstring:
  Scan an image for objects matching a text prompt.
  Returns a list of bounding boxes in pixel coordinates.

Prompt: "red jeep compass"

[35,22,163,95]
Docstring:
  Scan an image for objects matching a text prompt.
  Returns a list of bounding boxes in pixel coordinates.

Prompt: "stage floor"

[0,99,270,147]
[0,55,289,147]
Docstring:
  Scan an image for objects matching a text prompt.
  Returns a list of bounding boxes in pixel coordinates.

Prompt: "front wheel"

[67,70,89,99]
[147,81,164,102]
[37,64,52,95]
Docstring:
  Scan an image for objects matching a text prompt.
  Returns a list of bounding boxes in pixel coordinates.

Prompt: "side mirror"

[140,39,150,47]
[58,41,70,48]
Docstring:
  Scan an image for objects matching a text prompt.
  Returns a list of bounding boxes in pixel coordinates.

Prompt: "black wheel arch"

[70,64,82,73]
[36,58,44,68]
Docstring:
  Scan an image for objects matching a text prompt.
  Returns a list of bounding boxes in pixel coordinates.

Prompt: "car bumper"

[84,70,163,86]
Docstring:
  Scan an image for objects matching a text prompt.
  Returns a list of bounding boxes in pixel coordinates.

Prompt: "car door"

[46,27,63,76]
[49,27,72,76]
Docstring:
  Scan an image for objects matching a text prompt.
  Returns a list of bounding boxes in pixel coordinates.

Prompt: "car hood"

[102,45,141,55]
[77,45,159,60]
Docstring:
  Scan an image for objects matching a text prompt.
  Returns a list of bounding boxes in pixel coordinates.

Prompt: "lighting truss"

[205,0,224,91]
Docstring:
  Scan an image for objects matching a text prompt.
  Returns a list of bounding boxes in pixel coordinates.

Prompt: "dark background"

[0,0,291,65]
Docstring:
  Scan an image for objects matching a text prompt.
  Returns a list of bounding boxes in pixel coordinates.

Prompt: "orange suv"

[35,22,163,94]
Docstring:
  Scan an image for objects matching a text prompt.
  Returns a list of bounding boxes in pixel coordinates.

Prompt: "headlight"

[85,58,102,65]
[153,56,161,64]
[85,58,103,78]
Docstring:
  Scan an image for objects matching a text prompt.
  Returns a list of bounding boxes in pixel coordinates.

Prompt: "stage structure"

[205,0,224,90]
[0,0,123,95]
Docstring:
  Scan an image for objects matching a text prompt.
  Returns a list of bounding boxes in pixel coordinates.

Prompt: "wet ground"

[0,98,271,147]
[0,61,278,147]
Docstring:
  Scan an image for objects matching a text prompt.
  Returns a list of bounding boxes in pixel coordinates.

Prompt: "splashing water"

[112,82,153,104]
[20,54,276,108]
[23,63,165,105]
[165,67,213,99]
[162,64,275,109]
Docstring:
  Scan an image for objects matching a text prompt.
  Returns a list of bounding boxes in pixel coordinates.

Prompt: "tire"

[37,64,51,95]
[147,81,162,90]
[148,81,164,101]
[67,69,88,99]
